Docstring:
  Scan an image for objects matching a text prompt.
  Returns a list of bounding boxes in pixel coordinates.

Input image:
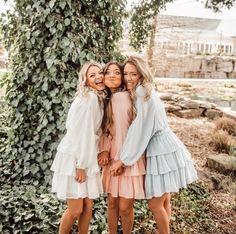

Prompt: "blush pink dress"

[99,91,146,199]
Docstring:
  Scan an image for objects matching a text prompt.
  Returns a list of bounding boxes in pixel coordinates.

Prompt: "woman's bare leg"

[59,199,83,234]
[107,194,119,234]
[164,193,171,220]
[148,194,170,234]
[78,198,94,234]
[119,197,135,234]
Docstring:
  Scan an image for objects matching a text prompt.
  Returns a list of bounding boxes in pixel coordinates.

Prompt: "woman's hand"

[113,167,125,176]
[75,168,86,183]
[98,151,109,166]
[110,160,124,176]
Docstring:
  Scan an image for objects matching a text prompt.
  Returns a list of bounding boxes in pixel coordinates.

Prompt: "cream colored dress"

[51,91,103,200]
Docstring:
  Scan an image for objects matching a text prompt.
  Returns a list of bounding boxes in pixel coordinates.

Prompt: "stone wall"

[153,54,236,79]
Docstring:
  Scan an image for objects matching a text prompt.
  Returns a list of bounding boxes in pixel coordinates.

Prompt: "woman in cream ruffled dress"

[111,56,198,234]
[51,61,105,234]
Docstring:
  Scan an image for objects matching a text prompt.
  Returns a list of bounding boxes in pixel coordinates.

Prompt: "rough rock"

[206,154,236,174]
[159,93,173,101]
[173,108,204,118]
[164,103,182,112]
[204,109,223,120]
[179,100,200,109]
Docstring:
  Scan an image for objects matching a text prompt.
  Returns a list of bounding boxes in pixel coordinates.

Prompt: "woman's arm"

[119,89,156,166]
[64,93,101,169]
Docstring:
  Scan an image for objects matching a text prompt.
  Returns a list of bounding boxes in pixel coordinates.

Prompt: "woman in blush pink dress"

[98,61,146,234]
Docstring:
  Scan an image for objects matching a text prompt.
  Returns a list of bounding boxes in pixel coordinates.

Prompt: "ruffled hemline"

[102,165,145,199]
[51,151,100,177]
[51,172,103,200]
[145,160,198,199]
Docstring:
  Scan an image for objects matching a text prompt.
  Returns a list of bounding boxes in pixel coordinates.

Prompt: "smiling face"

[104,64,122,93]
[86,65,105,91]
[123,63,142,91]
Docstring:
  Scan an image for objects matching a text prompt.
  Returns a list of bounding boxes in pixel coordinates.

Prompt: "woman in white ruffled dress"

[51,61,105,234]
[111,56,198,234]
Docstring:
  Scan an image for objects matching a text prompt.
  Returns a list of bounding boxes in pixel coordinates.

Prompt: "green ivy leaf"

[46,59,53,69]
[64,18,70,26]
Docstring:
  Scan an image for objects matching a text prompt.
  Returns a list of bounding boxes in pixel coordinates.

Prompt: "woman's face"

[123,63,141,91]
[104,64,122,93]
[86,65,105,91]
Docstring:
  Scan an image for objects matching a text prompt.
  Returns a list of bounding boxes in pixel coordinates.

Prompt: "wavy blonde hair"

[75,61,104,108]
[123,56,154,119]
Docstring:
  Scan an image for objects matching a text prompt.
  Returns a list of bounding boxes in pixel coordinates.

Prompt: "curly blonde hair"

[75,61,104,108]
[123,56,154,118]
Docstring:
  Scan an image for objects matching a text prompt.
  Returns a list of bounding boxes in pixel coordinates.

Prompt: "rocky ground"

[168,115,236,234]
[157,79,236,233]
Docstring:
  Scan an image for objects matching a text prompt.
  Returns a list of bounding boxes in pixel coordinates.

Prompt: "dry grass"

[211,130,235,154]
[215,117,236,136]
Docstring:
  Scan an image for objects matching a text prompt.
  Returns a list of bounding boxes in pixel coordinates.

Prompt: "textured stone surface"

[154,55,236,78]
[216,61,233,73]
[173,108,204,118]
[164,103,182,112]
[206,154,236,174]
[204,109,223,119]
[179,100,200,109]
[159,93,173,101]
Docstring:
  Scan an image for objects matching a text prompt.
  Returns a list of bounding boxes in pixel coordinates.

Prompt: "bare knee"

[67,207,83,219]
[148,195,168,213]
[119,206,133,217]
[119,199,134,217]
[108,196,118,210]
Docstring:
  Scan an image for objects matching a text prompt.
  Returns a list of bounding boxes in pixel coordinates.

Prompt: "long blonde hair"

[75,61,104,108]
[123,56,154,119]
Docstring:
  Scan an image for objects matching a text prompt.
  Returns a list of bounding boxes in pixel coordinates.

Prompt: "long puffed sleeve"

[56,92,102,171]
[120,87,156,166]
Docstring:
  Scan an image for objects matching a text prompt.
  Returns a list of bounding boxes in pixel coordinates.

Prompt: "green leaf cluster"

[170,182,215,233]
[129,0,173,50]
[0,184,65,233]
[0,0,126,188]
[203,0,236,12]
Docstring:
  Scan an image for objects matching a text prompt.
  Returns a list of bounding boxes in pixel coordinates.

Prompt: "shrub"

[0,185,64,233]
[0,0,126,187]
[215,117,236,136]
[211,129,235,154]
[170,182,215,233]
[230,146,236,157]
[0,182,214,234]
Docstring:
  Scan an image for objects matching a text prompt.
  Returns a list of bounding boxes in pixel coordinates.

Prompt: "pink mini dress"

[99,91,145,199]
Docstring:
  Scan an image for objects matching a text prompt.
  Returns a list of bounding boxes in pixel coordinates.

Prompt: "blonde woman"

[111,56,198,234]
[51,61,105,234]
[98,61,145,234]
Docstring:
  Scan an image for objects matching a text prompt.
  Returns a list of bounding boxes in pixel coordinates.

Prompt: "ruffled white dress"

[51,91,103,200]
[120,86,198,199]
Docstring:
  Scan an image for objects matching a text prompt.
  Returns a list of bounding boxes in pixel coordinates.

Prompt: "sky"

[1,0,236,35]
[128,0,236,36]
[161,0,236,19]
[127,0,236,19]
[1,0,236,19]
